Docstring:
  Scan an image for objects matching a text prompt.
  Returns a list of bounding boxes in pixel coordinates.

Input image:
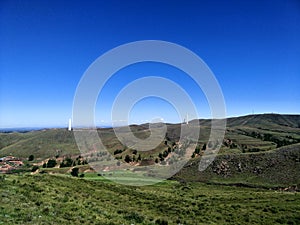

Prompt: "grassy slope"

[0,129,79,159]
[1,174,300,225]
[0,114,299,187]
[1,114,299,159]
[175,143,300,187]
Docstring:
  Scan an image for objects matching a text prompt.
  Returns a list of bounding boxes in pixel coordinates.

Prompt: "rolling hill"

[0,113,300,187]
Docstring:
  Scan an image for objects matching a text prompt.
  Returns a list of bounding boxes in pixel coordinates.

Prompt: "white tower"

[186,113,188,125]
[68,118,72,131]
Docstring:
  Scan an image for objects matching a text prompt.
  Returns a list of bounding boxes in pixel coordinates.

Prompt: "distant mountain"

[0,114,299,159]
[189,113,300,129]
[225,114,300,129]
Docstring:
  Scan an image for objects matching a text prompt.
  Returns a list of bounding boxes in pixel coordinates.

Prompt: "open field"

[1,174,300,225]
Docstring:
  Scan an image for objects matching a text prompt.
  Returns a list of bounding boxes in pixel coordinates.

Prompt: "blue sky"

[0,0,299,128]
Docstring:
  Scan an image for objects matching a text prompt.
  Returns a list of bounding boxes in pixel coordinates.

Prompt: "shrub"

[46,159,57,168]
[163,150,169,158]
[195,147,200,154]
[155,218,168,225]
[125,155,132,163]
[28,155,34,161]
[60,157,73,167]
[124,212,144,223]
[71,168,79,177]
[31,165,39,172]
[114,149,123,155]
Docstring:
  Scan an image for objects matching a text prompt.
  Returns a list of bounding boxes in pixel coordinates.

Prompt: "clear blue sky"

[0,0,299,128]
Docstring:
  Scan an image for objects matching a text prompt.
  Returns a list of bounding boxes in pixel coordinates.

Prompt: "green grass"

[0,129,79,159]
[1,174,300,224]
[1,114,300,164]
[83,170,164,186]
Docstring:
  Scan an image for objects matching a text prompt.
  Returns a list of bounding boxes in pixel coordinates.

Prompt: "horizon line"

[1,112,299,130]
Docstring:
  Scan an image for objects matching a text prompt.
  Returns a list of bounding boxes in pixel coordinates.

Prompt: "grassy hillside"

[0,129,79,159]
[1,174,300,225]
[1,114,300,224]
[1,114,299,160]
[0,113,299,187]
[174,143,300,187]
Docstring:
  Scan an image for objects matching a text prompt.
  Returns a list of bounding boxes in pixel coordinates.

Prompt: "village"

[0,155,24,174]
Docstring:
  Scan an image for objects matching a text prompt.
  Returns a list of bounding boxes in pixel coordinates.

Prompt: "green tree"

[163,150,169,158]
[137,154,141,161]
[31,165,39,172]
[46,159,57,168]
[28,155,34,161]
[159,153,163,159]
[71,167,79,177]
[114,149,123,155]
[125,155,132,163]
[195,147,200,154]
[60,157,73,168]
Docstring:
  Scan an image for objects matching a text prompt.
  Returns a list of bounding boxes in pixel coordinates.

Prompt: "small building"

[0,155,24,174]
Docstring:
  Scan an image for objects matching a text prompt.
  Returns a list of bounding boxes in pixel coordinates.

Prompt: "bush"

[125,155,132,163]
[195,147,200,154]
[71,168,79,177]
[163,150,169,158]
[28,155,34,161]
[46,159,57,168]
[31,165,39,172]
[124,212,144,223]
[114,149,123,155]
[62,157,73,167]
[155,219,168,225]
